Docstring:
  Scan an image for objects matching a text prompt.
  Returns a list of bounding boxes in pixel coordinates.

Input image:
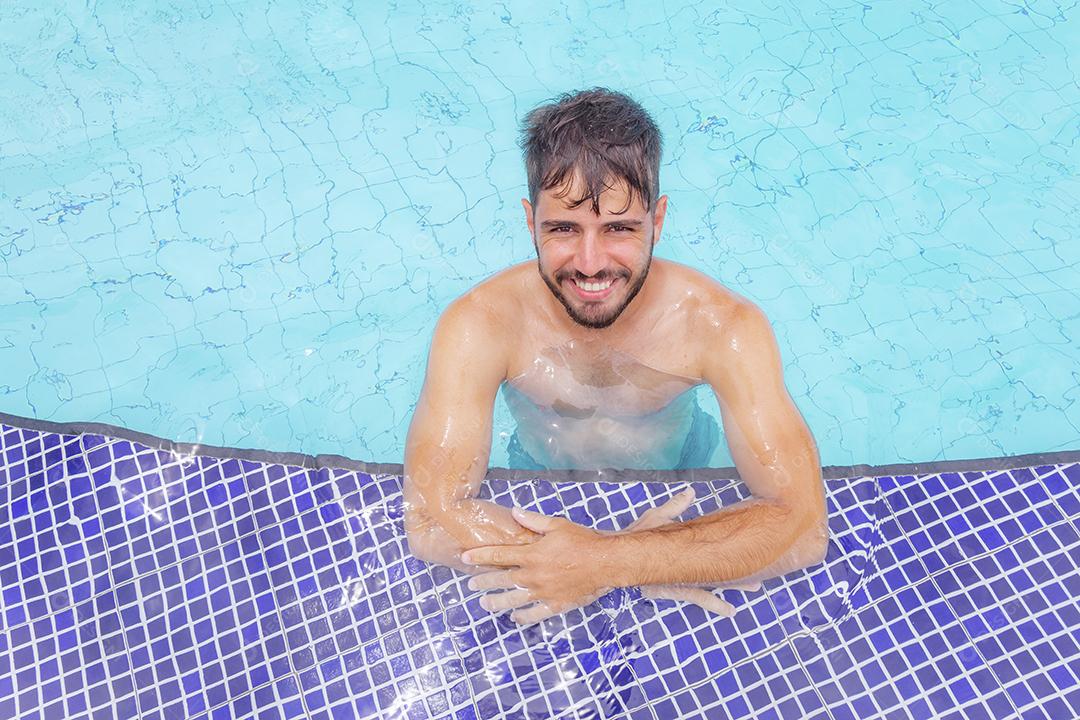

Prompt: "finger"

[462,563,505,577]
[719,580,761,593]
[510,507,563,533]
[668,580,761,592]
[481,589,533,613]
[643,586,735,617]
[467,570,517,591]
[512,602,557,625]
[640,585,736,617]
[635,487,695,528]
[461,546,523,567]
[629,487,696,531]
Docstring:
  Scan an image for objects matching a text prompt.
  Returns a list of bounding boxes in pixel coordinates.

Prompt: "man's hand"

[460,508,614,625]
[462,487,761,624]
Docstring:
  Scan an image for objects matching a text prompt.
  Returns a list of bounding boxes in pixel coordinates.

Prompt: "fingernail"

[460,551,473,564]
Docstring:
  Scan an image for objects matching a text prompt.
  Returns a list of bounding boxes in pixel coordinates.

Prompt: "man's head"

[518,87,668,330]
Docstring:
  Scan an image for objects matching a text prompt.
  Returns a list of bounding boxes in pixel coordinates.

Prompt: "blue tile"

[3,418,1078,720]
[0,591,138,719]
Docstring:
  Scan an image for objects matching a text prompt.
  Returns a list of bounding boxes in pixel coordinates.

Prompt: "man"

[403,87,828,625]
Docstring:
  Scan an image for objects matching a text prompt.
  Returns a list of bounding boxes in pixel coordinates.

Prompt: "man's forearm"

[598,497,826,588]
[439,498,541,547]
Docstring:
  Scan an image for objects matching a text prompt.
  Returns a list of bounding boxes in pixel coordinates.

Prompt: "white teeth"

[576,279,613,292]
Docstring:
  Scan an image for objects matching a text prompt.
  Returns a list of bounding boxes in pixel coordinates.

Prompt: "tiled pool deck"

[1,412,1077,719]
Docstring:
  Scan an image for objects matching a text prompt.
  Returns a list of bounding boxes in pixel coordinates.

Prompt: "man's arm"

[600,299,828,587]
[403,292,540,573]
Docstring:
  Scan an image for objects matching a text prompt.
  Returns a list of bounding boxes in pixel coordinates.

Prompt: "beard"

[536,245,653,330]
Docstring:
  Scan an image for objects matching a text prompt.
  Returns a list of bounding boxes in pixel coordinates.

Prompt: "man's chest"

[505,338,701,417]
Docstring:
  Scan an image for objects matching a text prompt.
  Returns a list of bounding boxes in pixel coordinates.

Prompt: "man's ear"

[521,198,535,235]
[652,195,668,246]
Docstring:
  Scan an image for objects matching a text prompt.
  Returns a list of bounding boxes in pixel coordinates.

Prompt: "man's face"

[522,172,668,330]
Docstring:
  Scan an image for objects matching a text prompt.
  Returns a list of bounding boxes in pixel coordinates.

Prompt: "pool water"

[1,2,1077,467]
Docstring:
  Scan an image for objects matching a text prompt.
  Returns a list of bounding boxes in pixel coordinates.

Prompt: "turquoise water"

[1,1,1077,469]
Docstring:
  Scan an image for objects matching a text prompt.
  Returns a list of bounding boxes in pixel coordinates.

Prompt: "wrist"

[592,531,636,589]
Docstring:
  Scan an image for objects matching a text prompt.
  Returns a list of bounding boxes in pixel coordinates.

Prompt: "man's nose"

[573,233,609,278]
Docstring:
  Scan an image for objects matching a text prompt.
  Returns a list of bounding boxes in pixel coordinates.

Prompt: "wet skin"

[402,171,829,624]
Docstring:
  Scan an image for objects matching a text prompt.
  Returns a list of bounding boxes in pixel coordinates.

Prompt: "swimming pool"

[2,1,1078,718]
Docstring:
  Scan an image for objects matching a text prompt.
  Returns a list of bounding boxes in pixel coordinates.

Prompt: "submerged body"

[502,381,708,470]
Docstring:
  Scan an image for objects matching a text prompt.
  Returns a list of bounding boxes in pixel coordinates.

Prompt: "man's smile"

[567,276,621,300]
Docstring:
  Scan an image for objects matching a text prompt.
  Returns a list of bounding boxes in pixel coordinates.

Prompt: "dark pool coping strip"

[2,409,1078,483]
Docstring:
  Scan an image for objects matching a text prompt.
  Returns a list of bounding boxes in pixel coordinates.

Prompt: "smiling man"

[403,87,828,624]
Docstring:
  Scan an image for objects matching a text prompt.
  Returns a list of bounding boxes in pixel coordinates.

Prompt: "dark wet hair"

[518,87,662,216]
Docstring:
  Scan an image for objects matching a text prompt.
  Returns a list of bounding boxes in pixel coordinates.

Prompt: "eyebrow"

[540,219,644,228]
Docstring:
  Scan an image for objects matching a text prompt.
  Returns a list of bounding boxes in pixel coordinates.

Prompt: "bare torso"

[478,259,742,470]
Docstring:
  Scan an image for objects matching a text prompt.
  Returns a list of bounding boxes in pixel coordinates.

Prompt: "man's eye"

[548,225,632,233]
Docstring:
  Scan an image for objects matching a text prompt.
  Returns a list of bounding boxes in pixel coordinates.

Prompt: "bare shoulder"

[658,259,754,334]
[657,260,770,377]
[455,262,528,332]
[438,264,527,362]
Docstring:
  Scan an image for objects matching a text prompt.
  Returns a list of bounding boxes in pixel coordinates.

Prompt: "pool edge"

[1,408,1077,482]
